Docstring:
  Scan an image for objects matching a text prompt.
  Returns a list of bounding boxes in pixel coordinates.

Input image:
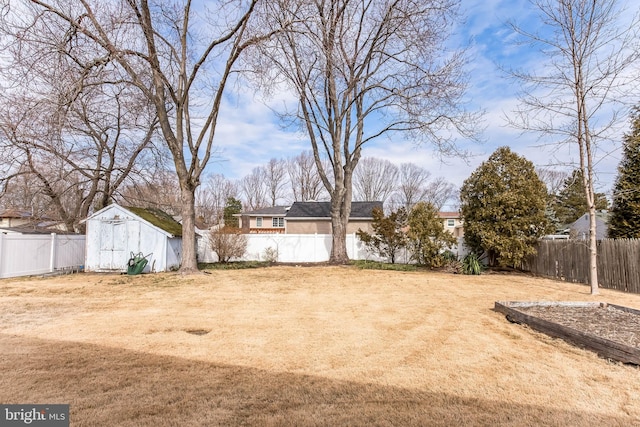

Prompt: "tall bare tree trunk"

[329,193,351,264]
[579,70,599,295]
[330,215,349,264]
[179,184,198,272]
[588,204,598,293]
[583,128,599,295]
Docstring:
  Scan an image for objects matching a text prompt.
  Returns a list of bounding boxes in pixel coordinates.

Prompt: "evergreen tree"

[554,169,608,226]
[406,202,457,267]
[609,109,640,238]
[223,197,243,228]
[460,147,550,267]
[356,207,408,264]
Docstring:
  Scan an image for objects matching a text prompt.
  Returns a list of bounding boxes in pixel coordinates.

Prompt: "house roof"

[285,201,383,219]
[0,208,53,220]
[569,211,609,240]
[238,206,290,217]
[0,209,31,219]
[0,225,79,235]
[438,211,460,219]
[123,206,183,236]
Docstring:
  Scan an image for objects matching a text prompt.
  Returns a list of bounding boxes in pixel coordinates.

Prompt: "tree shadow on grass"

[0,334,630,426]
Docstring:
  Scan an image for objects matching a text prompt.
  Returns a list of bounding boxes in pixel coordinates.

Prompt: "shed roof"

[285,201,382,219]
[123,206,183,237]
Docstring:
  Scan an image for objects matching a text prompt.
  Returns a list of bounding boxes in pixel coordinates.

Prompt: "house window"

[256,217,263,227]
[272,217,284,228]
[447,219,455,227]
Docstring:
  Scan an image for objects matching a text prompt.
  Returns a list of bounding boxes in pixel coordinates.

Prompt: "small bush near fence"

[209,227,248,263]
[523,239,640,294]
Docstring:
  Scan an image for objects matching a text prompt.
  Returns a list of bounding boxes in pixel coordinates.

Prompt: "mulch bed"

[495,301,640,365]
[516,304,640,349]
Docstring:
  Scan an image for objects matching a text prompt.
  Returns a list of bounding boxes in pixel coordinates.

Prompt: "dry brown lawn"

[1,266,640,426]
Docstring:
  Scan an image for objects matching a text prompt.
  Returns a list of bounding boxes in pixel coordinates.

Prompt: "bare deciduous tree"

[352,157,398,203]
[508,0,640,294]
[241,167,269,210]
[391,163,432,212]
[17,0,276,272]
[0,14,162,233]
[263,158,289,206]
[286,150,328,202]
[196,174,239,226]
[119,170,182,215]
[423,177,457,211]
[536,167,570,197]
[257,0,476,263]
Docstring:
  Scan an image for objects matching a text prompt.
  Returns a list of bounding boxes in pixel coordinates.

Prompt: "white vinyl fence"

[243,233,376,263]
[199,233,469,264]
[0,233,86,279]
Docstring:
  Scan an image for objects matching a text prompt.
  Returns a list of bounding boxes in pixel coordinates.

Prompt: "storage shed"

[84,204,182,272]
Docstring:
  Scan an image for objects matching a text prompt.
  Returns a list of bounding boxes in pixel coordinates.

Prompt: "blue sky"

[209,0,639,202]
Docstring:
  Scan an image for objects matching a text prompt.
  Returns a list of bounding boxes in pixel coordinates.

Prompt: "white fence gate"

[0,233,86,279]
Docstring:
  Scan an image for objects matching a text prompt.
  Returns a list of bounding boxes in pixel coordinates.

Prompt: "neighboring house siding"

[238,202,381,235]
[250,217,267,228]
[347,220,374,234]
[443,219,464,238]
[1,217,33,228]
[439,212,464,238]
[248,216,285,229]
[286,220,374,234]
[287,221,331,234]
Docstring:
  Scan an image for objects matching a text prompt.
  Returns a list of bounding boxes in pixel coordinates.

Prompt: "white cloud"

[200,0,634,200]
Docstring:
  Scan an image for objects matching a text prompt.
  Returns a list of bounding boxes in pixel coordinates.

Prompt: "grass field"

[1,266,640,426]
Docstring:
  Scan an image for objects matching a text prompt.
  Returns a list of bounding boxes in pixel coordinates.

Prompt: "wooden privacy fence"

[523,239,640,294]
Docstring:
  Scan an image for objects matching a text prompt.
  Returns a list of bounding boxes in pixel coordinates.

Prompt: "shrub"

[406,202,457,267]
[263,246,278,263]
[209,226,248,263]
[356,207,408,264]
[462,253,483,275]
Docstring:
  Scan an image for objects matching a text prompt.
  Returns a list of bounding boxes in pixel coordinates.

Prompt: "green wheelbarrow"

[127,252,151,275]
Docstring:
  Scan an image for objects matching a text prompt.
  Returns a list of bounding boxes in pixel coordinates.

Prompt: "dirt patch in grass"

[1,267,640,426]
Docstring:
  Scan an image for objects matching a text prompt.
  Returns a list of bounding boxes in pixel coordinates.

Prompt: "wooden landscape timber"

[494,301,640,365]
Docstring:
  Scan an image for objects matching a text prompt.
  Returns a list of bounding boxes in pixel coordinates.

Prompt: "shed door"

[99,220,128,270]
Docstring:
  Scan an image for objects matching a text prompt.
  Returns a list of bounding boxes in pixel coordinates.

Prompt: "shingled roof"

[239,206,289,216]
[285,201,382,219]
